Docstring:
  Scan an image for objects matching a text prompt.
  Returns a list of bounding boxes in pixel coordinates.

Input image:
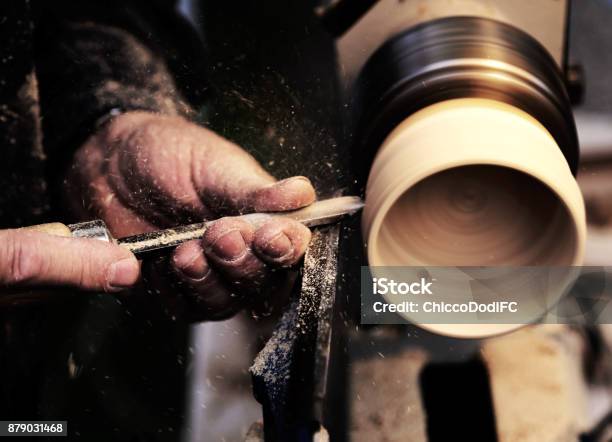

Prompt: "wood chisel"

[22,196,364,258]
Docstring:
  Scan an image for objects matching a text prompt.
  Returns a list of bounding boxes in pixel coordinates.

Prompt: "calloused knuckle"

[203,219,232,242]
[79,259,98,291]
[5,233,43,284]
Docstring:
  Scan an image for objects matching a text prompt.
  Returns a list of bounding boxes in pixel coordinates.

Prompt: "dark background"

[0,1,610,441]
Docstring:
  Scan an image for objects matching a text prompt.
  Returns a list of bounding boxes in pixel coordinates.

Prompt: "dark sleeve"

[33,0,208,167]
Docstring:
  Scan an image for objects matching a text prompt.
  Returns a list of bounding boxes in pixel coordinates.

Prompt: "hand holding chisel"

[1,197,363,306]
[25,196,363,258]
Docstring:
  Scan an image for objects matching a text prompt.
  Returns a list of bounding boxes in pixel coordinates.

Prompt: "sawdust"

[250,298,298,386]
[295,244,338,335]
[247,229,341,442]
[293,221,342,345]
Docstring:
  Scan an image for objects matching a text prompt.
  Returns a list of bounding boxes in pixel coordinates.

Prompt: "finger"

[252,218,312,266]
[248,176,316,213]
[184,126,315,214]
[0,230,140,292]
[170,240,244,320]
[201,217,267,286]
[172,239,210,280]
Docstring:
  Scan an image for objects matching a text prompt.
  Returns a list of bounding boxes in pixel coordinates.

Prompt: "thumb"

[199,168,316,215]
[0,229,140,293]
[248,176,316,212]
[190,129,316,214]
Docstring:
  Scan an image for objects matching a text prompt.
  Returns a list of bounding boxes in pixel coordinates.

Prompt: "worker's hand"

[64,111,314,319]
[0,229,140,292]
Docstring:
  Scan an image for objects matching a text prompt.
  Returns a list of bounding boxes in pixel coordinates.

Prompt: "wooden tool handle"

[20,222,73,237]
